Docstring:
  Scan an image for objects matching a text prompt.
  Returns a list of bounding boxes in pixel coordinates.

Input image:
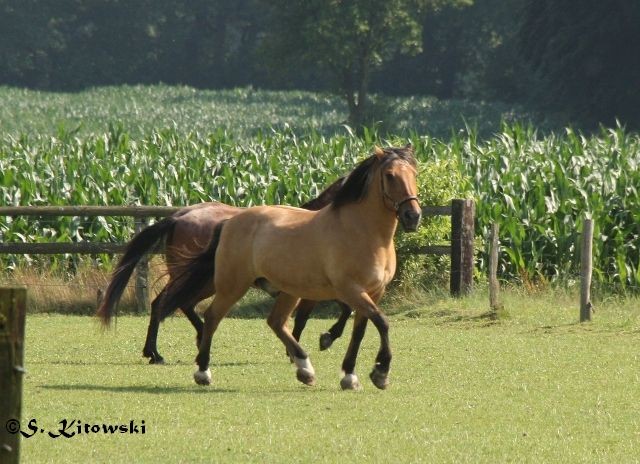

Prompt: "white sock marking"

[293,356,315,376]
[194,368,212,384]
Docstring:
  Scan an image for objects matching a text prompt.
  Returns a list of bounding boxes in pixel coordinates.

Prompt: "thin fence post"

[450,199,475,297]
[580,219,594,322]
[489,223,501,311]
[134,218,150,314]
[0,287,27,464]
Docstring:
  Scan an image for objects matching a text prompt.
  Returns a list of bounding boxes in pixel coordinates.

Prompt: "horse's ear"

[374,146,385,160]
[404,143,414,153]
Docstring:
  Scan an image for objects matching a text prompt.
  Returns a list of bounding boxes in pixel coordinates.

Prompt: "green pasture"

[20,291,640,463]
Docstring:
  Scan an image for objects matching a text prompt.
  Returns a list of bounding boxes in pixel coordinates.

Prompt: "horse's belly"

[261,268,336,302]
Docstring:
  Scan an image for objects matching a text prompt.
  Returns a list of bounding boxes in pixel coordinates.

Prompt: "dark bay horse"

[96,177,352,364]
[161,145,421,390]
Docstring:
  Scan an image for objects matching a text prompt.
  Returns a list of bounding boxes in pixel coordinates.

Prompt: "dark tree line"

[520,0,640,127]
[0,0,638,127]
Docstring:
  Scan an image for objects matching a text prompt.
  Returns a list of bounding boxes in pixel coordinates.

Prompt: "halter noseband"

[380,173,419,216]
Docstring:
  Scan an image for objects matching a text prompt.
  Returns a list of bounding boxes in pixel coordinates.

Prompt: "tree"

[519,0,640,127]
[177,0,268,88]
[263,0,471,127]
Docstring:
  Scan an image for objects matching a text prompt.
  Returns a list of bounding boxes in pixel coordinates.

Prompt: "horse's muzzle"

[400,209,422,232]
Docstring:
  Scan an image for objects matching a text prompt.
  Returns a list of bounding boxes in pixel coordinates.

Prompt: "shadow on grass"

[420,308,502,327]
[39,384,238,394]
[40,382,347,395]
[29,360,260,367]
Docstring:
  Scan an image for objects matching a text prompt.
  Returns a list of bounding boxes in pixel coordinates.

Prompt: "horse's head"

[376,144,422,232]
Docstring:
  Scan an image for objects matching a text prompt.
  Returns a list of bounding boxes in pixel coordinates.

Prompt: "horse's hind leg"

[143,289,203,365]
[291,299,316,342]
[194,288,247,386]
[267,293,316,386]
[182,305,204,347]
[143,290,166,365]
[319,301,353,351]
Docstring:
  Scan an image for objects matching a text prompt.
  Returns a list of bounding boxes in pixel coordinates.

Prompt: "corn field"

[449,123,640,291]
[0,87,638,291]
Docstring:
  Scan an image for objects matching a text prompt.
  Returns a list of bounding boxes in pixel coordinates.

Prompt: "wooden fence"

[0,200,475,309]
[0,287,26,464]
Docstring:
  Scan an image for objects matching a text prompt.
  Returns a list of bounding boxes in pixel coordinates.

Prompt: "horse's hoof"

[340,373,362,391]
[369,368,389,390]
[144,351,165,365]
[194,369,212,386]
[319,332,334,351]
[148,356,166,365]
[296,368,316,386]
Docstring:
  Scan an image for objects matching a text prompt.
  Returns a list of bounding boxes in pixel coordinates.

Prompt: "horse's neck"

[341,181,398,247]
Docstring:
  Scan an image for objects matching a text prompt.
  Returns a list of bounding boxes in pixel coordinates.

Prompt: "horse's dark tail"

[158,221,226,322]
[97,216,177,326]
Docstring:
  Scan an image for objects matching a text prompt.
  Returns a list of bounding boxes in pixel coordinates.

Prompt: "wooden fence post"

[134,218,150,314]
[580,219,594,322]
[450,199,475,297]
[488,223,502,311]
[0,287,27,464]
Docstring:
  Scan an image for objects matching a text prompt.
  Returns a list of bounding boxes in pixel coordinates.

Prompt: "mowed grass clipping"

[20,291,640,463]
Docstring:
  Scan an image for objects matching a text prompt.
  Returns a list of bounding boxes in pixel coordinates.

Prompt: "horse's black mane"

[331,145,416,209]
[300,175,347,210]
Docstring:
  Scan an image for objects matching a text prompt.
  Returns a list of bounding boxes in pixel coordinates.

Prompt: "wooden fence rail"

[0,200,475,306]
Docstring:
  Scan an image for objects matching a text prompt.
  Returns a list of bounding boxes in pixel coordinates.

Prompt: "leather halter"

[380,173,419,216]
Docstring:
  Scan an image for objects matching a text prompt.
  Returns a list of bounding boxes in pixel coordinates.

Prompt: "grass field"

[18,290,640,463]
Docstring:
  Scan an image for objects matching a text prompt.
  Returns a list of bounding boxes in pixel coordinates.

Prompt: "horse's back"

[171,203,240,246]
[214,205,340,300]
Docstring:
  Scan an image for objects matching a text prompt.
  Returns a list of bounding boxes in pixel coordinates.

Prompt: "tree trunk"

[210,7,228,87]
[342,67,359,127]
[343,48,371,129]
[183,1,214,87]
[355,49,371,126]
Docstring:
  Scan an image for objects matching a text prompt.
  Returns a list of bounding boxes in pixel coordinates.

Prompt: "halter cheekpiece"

[380,168,419,215]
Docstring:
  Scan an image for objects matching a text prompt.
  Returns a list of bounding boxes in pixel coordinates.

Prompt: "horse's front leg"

[267,293,316,386]
[368,310,391,390]
[339,289,390,390]
[339,311,367,390]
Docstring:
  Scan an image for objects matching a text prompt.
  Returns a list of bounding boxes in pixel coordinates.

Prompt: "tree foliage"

[519,0,640,126]
[0,0,637,128]
[262,0,470,126]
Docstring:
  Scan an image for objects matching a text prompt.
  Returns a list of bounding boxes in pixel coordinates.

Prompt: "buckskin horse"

[161,145,421,390]
[96,176,352,364]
